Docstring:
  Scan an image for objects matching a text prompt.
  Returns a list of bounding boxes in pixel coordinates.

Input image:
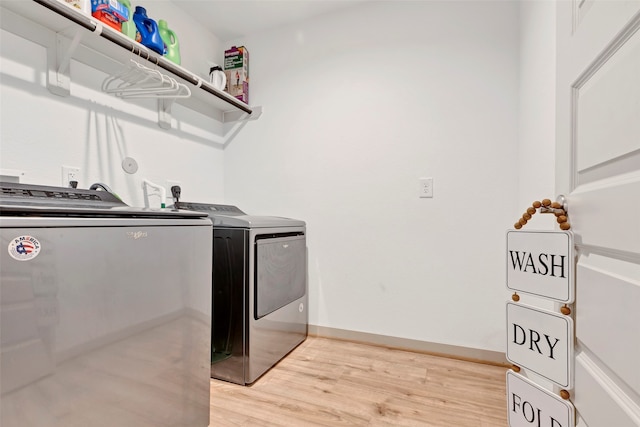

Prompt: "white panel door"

[556,1,640,426]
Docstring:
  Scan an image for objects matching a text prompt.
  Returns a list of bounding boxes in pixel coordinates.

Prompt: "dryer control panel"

[175,202,246,215]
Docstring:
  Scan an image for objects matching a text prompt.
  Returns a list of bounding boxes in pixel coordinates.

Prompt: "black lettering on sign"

[509,251,566,278]
[511,392,564,427]
[512,323,561,359]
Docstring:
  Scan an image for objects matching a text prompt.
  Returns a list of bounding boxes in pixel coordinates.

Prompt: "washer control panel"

[0,182,123,207]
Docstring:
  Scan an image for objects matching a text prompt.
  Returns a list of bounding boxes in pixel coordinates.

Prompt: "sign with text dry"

[507,370,575,427]
[506,302,574,388]
[506,230,574,303]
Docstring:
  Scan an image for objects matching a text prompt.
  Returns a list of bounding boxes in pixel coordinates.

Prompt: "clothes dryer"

[175,201,307,385]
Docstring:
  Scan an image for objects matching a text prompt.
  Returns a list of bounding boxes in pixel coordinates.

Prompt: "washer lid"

[0,182,207,219]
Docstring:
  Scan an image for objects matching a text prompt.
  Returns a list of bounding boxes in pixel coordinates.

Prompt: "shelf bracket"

[158,98,174,130]
[47,28,82,97]
[220,106,264,148]
[223,106,263,123]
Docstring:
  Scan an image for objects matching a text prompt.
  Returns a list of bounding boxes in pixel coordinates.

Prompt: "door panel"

[255,235,306,319]
[576,257,640,392]
[576,31,640,172]
[556,1,640,426]
[571,178,640,254]
[574,353,640,427]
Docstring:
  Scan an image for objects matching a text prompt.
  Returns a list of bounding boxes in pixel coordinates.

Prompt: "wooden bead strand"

[514,199,571,230]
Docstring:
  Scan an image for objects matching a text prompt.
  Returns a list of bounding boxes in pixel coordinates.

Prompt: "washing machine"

[0,182,212,427]
[174,201,307,385]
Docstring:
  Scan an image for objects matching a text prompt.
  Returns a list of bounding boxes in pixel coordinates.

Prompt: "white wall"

[518,0,557,230]
[1,1,559,356]
[515,0,558,388]
[223,1,521,352]
[0,2,225,206]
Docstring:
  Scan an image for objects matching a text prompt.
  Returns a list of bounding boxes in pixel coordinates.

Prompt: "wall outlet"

[62,166,81,187]
[419,177,433,198]
[0,169,25,183]
[166,180,181,202]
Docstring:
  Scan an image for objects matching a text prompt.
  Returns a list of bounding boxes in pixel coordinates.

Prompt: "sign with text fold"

[506,302,574,388]
[506,370,575,427]
[506,230,574,303]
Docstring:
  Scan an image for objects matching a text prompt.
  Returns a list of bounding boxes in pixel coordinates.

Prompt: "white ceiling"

[173,0,370,41]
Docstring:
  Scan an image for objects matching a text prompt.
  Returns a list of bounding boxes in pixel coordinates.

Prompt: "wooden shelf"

[0,0,259,127]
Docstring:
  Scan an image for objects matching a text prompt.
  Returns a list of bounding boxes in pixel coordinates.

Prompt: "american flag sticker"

[8,235,41,261]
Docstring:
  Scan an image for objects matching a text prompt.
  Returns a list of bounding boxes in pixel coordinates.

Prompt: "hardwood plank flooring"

[210,337,508,426]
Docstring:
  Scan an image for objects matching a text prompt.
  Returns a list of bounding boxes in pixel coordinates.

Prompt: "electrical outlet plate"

[166,180,181,201]
[419,177,433,198]
[62,166,80,186]
[0,169,25,183]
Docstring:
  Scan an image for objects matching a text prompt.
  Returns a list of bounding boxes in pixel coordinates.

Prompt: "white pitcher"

[209,66,227,91]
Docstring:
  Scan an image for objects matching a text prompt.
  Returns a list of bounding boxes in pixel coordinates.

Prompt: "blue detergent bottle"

[132,6,164,55]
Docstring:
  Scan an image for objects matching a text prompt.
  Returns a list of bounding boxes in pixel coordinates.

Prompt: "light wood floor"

[210,336,508,426]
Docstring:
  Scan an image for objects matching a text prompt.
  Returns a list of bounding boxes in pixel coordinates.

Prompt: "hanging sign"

[506,230,574,303]
[507,370,575,427]
[506,302,574,388]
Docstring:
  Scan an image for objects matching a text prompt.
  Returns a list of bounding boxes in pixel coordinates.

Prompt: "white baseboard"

[308,325,508,367]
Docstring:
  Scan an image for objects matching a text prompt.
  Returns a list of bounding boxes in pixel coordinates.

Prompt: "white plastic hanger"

[102,60,191,99]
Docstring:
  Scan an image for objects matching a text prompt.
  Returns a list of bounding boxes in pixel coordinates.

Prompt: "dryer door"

[255,234,306,319]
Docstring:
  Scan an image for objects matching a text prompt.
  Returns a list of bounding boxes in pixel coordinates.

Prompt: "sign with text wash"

[506,370,575,427]
[506,230,574,303]
[506,302,574,388]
